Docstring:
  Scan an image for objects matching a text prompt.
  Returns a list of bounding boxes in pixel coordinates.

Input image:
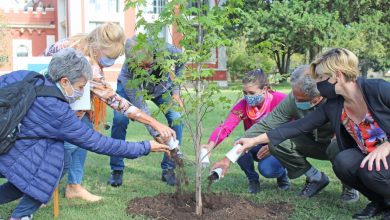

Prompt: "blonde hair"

[310,48,360,82]
[70,22,125,62]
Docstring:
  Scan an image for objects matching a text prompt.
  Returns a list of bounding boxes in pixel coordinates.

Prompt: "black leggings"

[333,148,390,202]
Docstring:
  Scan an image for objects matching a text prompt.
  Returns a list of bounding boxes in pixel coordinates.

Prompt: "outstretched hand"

[150,140,171,156]
[234,137,258,154]
[210,157,231,179]
[153,122,176,142]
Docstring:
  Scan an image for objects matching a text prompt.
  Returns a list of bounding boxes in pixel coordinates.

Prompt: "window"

[89,0,119,14]
[89,21,104,32]
[16,45,29,57]
[188,0,209,9]
[187,0,209,16]
[144,0,166,14]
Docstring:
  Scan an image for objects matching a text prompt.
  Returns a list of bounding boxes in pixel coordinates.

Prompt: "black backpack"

[0,72,67,155]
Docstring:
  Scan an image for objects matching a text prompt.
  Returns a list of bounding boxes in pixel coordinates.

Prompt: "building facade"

[0,0,227,85]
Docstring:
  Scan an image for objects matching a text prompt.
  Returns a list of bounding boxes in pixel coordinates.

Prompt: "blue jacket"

[0,70,151,203]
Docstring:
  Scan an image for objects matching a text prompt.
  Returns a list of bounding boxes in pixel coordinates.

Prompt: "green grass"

[0,85,372,219]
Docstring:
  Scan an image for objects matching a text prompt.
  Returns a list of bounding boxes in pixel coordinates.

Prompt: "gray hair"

[124,36,155,61]
[48,48,92,83]
[290,65,320,98]
[124,36,137,59]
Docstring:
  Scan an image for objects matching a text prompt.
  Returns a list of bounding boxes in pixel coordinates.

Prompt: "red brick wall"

[0,0,58,72]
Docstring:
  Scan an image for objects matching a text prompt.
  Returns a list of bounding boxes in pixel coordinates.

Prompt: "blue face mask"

[245,94,264,107]
[99,56,116,67]
[295,101,314,110]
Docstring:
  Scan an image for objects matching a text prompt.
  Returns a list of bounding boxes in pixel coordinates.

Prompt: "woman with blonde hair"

[44,22,176,202]
[231,48,390,219]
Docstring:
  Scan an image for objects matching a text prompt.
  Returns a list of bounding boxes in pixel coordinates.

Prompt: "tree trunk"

[195,79,203,216]
[231,71,236,82]
[195,2,203,214]
[274,51,283,75]
[360,59,369,78]
[284,48,292,75]
[309,46,321,62]
[281,45,286,74]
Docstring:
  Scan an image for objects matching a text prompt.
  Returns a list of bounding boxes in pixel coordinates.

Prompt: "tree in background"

[239,1,338,75]
[227,37,274,82]
[329,0,390,75]
[224,0,389,77]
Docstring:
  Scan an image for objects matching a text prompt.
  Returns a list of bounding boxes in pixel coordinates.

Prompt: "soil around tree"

[126,192,293,220]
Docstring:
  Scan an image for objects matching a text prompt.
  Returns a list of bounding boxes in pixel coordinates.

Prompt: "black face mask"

[316,79,338,99]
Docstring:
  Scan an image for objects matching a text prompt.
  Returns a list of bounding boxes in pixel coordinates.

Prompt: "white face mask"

[56,80,84,104]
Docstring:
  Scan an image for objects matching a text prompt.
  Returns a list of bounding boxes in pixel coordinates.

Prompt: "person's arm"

[236,105,329,153]
[123,83,162,138]
[204,101,244,151]
[90,65,175,140]
[244,93,295,138]
[379,80,390,109]
[266,104,328,146]
[52,102,170,158]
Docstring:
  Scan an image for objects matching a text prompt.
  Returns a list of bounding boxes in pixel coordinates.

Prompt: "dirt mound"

[126,192,292,220]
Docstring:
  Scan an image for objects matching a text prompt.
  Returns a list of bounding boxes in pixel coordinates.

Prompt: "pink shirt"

[208,91,286,147]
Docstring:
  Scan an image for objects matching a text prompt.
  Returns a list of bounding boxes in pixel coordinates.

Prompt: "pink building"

[0,0,227,85]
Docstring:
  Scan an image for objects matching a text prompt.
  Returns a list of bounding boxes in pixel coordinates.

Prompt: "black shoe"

[381,211,390,220]
[341,185,359,203]
[353,201,385,219]
[162,169,176,186]
[248,180,260,194]
[298,172,329,198]
[276,170,290,191]
[107,170,123,187]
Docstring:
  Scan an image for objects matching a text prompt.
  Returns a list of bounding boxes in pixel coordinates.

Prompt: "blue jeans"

[237,145,286,182]
[110,82,183,171]
[63,115,92,184]
[0,175,41,218]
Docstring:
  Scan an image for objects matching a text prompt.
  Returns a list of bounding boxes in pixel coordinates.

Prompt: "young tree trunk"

[195,1,203,215]
[195,79,203,216]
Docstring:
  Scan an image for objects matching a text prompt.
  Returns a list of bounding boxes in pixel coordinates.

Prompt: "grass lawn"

[0,83,371,219]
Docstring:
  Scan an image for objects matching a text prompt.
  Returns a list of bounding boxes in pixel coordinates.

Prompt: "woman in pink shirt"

[202,69,289,194]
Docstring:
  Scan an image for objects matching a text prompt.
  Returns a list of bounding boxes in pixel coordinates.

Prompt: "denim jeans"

[0,178,41,218]
[237,145,286,182]
[110,82,183,171]
[63,115,92,184]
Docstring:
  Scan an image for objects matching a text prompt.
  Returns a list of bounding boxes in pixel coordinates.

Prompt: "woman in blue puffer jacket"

[0,48,170,220]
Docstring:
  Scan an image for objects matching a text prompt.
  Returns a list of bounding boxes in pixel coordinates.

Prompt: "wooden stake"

[53,187,59,218]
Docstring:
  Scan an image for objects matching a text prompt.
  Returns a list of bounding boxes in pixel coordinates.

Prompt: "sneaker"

[352,201,385,219]
[161,169,176,186]
[248,180,260,194]
[277,171,290,191]
[382,210,390,220]
[298,172,329,198]
[341,185,359,203]
[107,170,123,187]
